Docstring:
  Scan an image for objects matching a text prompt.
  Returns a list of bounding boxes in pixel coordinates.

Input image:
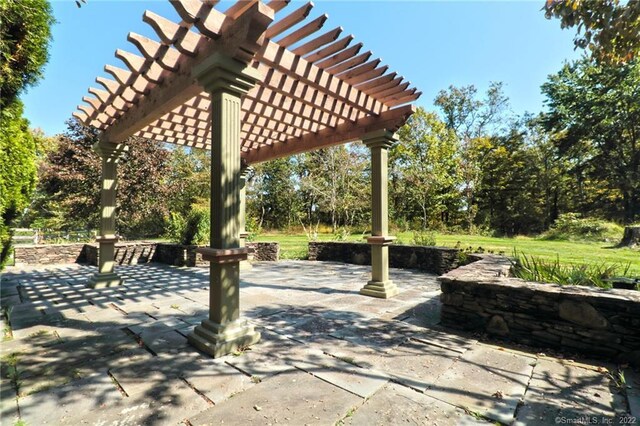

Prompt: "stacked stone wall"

[308,241,460,275]
[439,255,640,366]
[13,244,88,265]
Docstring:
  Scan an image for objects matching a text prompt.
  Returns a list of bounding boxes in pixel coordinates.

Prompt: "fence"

[11,229,96,245]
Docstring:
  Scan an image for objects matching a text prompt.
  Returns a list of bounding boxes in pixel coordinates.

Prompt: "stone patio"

[0,261,637,425]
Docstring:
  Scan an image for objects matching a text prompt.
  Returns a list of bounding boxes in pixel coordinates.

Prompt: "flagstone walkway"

[0,261,637,425]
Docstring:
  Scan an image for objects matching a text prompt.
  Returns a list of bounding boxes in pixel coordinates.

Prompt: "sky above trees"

[22,0,580,136]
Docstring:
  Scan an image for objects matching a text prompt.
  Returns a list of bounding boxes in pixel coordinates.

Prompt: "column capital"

[361,129,398,149]
[94,141,129,162]
[193,53,261,97]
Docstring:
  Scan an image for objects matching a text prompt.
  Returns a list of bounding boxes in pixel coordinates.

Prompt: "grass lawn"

[255,231,640,276]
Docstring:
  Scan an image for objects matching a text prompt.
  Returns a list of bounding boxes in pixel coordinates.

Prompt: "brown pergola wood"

[276,14,328,48]
[305,34,354,63]
[243,104,415,164]
[292,27,342,56]
[265,1,313,39]
[76,0,420,165]
[315,43,364,69]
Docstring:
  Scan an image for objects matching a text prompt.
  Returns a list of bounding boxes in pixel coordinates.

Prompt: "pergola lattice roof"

[73,0,420,164]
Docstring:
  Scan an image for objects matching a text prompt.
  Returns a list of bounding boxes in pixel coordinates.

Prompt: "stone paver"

[515,359,627,425]
[182,359,254,404]
[188,371,363,425]
[426,345,535,424]
[293,351,389,398]
[371,338,460,392]
[18,373,123,424]
[1,261,636,425]
[347,383,488,425]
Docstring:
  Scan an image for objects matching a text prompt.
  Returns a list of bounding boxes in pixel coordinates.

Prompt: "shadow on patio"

[0,262,631,425]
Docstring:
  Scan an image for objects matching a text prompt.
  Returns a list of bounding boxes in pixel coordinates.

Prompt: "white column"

[88,141,128,289]
[360,130,399,298]
[187,53,261,357]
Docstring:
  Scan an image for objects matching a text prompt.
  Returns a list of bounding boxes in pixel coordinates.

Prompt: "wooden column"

[88,141,128,289]
[360,130,399,298]
[239,162,253,270]
[188,53,261,357]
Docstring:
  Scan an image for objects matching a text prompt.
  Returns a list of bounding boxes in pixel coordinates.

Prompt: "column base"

[87,272,123,289]
[188,318,260,358]
[360,280,399,299]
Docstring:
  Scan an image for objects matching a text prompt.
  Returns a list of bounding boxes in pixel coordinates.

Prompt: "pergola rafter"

[73,0,420,164]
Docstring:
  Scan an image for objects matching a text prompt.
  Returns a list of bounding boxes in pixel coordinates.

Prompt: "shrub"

[166,206,210,246]
[542,213,623,243]
[165,212,186,244]
[333,227,351,241]
[411,230,436,246]
[182,207,209,246]
[511,250,632,289]
[245,215,261,242]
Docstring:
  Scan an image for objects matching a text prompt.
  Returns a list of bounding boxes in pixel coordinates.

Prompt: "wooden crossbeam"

[243,105,415,164]
[292,27,342,56]
[265,1,313,39]
[77,0,420,159]
[99,1,274,143]
[277,14,328,48]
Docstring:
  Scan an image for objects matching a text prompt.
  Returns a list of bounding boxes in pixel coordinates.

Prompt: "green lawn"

[255,231,640,276]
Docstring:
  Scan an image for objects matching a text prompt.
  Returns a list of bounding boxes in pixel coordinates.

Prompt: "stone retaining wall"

[439,255,640,366]
[155,242,280,267]
[308,241,461,275]
[14,241,279,267]
[83,242,158,266]
[13,243,88,265]
[247,242,279,262]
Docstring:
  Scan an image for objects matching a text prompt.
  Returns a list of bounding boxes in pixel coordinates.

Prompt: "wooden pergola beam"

[243,104,415,164]
[100,1,274,143]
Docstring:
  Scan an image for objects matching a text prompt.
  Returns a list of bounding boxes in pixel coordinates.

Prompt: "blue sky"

[22,0,581,136]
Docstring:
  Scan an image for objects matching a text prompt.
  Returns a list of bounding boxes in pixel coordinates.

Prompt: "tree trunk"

[618,226,640,247]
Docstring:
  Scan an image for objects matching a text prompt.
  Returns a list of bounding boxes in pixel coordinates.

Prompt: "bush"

[541,213,623,243]
[411,230,436,246]
[245,215,261,242]
[333,227,351,241]
[511,250,631,288]
[182,208,209,246]
[165,206,209,246]
[165,212,187,244]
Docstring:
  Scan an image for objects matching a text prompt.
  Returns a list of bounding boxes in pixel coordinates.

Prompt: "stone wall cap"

[440,255,640,303]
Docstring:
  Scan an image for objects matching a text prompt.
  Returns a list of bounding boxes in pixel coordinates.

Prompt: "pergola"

[73,0,420,357]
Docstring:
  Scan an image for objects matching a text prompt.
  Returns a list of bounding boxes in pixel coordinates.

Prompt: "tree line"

[1,0,639,269]
[11,56,640,244]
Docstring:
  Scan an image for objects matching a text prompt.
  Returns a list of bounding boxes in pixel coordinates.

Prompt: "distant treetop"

[544,0,640,64]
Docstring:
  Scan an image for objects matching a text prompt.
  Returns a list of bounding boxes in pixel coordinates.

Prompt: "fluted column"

[88,141,128,289]
[239,162,253,270]
[188,53,261,357]
[360,130,399,298]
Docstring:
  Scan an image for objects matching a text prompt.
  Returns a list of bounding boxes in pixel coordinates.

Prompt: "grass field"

[255,231,640,276]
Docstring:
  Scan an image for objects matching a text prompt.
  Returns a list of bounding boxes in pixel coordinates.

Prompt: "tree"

[247,157,301,230]
[541,58,640,223]
[0,0,55,108]
[0,0,54,268]
[0,102,45,266]
[391,108,461,230]
[164,147,211,218]
[298,144,369,233]
[544,0,640,64]
[28,119,173,238]
[434,82,510,230]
